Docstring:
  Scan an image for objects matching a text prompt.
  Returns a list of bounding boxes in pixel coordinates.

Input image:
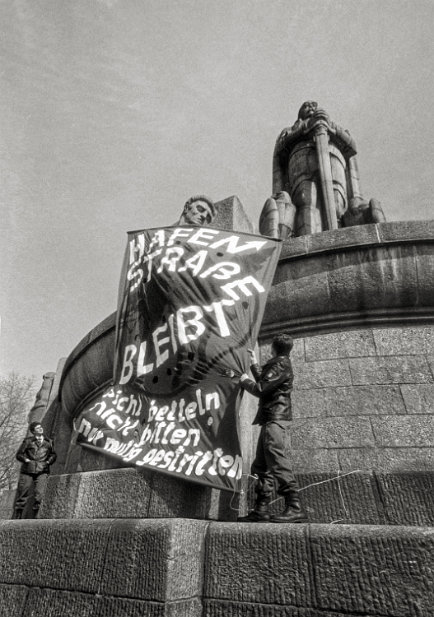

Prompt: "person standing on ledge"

[236,334,307,523]
[177,195,216,226]
[12,422,57,519]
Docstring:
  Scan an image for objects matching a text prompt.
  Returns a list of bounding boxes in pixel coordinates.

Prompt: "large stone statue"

[177,195,216,226]
[27,372,55,425]
[262,101,385,238]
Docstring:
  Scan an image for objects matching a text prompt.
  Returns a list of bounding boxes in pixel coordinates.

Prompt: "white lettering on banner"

[76,418,104,444]
[105,438,133,456]
[127,248,162,290]
[126,228,270,293]
[146,388,220,424]
[87,399,141,436]
[153,325,170,367]
[205,391,219,410]
[134,446,243,480]
[208,235,267,254]
[203,299,235,337]
[166,227,195,246]
[119,341,153,385]
[117,416,140,437]
[188,228,220,245]
[176,306,206,344]
[119,270,266,384]
[177,250,208,277]
[146,228,266,253]
[119,346,135,384]
[138,423,200,447]
[156,247,184,273]
[77,420,242,481]
[148,229,166,251]
[199,261,241,280]
[78,418,92,436]
[101,387,142,416]
[221,276,265,301]
[126,235,146,290]
[137,342,154,376]
[167,314,178,355]
[129,234,145,265]
[118,302,234,383]
[77,388,217,443]
[106,414,122,429]
[104,439,142,462]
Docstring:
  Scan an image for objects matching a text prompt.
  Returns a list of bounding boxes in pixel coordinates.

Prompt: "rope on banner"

[229,473,259,512]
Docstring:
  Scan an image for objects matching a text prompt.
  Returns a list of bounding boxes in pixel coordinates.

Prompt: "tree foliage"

[0,373,35,490]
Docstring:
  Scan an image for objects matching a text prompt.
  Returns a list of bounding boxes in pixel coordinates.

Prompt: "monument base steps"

[0,519,432,617]
[34,469,434,527]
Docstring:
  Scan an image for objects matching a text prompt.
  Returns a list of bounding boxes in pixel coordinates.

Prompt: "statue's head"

[298,101,318,120]
[180,195,216,226]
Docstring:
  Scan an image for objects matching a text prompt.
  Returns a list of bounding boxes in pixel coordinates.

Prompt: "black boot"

[270,493,308,523]
[238,497,271,522]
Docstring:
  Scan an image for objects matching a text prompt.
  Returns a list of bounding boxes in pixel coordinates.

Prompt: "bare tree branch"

[0,373,36,489]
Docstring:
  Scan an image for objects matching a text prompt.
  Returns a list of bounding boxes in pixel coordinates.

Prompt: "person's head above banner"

[178,195,216,227]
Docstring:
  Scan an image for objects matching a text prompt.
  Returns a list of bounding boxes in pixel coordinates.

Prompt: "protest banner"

[75,225,281,492]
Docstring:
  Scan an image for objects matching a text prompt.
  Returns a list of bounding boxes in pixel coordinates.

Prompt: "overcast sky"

[1,0,433,385]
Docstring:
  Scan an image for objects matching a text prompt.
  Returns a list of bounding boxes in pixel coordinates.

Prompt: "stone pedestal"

[39,467,240,521]
[1,519,432,616]
[40,468,434,527]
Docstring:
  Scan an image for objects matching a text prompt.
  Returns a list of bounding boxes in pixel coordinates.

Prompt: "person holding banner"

[235,334,308,523]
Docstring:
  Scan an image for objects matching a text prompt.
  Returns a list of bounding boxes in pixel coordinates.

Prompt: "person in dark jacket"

[236,334,307,523]
[12,421,56,519]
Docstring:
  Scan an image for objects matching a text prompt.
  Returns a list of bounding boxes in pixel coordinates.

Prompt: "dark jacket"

[240,355,294,425]
[16,436,57,475]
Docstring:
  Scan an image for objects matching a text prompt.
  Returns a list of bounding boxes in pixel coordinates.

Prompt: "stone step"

[36,468,434,526]
[0,518,432,617]
[204,521,434,617]
[0,490,16,520]
[38,466,239,522]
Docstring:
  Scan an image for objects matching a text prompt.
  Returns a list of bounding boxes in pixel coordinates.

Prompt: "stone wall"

[262,221,434,335]
[1,519,432,617]
[260,325,434,476]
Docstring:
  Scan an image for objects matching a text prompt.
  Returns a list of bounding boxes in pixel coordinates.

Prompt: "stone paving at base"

[0,518,432,617]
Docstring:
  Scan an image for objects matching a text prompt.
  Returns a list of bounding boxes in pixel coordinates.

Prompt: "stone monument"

[27,372,55,425]
[261,100,385,238]
[1,106,433,617]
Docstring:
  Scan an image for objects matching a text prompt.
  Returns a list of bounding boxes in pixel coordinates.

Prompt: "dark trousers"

[15,472,48,511]
[251,421,299,499]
